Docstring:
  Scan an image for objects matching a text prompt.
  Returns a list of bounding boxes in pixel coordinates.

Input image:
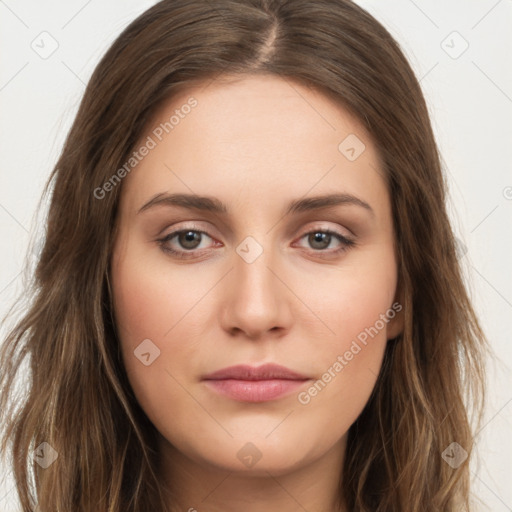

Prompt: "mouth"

[202,363,311,403]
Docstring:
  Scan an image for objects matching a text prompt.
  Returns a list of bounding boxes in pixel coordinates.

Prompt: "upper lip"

[202,363,310,381]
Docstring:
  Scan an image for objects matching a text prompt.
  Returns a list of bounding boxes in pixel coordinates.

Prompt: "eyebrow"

[137,192,374,217]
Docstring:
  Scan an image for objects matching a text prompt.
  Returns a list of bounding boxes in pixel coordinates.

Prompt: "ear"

[386,287,404,340]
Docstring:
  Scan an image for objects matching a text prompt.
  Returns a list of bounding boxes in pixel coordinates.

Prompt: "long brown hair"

[0,1,489,510]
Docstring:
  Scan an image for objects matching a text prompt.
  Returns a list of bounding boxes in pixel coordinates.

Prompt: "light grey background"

[1,1,511,510]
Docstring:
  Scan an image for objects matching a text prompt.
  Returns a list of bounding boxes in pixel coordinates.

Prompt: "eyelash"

[157,224,356,260]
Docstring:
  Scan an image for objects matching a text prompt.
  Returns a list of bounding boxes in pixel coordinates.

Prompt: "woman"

[0,1,488,510]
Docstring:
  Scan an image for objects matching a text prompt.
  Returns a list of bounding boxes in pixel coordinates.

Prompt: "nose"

[219,241,293,340]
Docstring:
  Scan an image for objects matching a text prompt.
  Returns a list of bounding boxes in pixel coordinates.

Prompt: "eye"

[158,227,216,258]
[157,225,356,259]
[294,228,356,257]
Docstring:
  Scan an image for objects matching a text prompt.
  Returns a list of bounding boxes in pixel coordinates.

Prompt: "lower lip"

[203,378,309,402]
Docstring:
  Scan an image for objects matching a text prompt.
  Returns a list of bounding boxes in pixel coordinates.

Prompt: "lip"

[202,363,311,402]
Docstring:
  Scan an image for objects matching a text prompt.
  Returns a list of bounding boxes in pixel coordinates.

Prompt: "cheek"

[111,243,204,344]
[294,251,397,423]
[110,250,203,422]
[310,248,397,344]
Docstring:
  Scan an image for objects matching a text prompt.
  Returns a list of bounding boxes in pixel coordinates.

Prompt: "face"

[110,74,402,478]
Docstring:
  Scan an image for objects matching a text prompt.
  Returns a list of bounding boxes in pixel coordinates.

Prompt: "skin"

[110,74,403,512]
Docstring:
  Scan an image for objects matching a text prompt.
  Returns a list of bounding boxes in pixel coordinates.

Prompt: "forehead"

[118,74,387,218]
[162,73,368,149]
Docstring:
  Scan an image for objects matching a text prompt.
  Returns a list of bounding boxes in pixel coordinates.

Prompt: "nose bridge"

[221,232,289,337]
[234,233,280,305]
